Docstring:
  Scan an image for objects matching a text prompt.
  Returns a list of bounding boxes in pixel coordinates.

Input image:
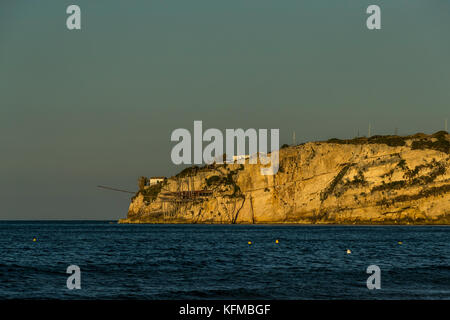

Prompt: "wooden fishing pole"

[97,185,135,194]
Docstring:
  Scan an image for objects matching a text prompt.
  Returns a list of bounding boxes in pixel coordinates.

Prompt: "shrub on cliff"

[411,138,450,154]
[141,183,163,202]
[176,166,200,178]
[326,135,406,147]
[320,164,353,201]
[138,176,148,191]
[206,175,221,186]
[432,130,448,138]
[368,135,406,147]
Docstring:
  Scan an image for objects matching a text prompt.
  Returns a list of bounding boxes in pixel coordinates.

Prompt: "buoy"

[248,241,252,245]
[398,241,403,245]
[346,249,351,254]
[33,238,37,242]
[275,239,279,244]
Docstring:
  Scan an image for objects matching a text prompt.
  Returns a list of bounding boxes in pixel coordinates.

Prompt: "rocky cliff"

[119,132,450,224]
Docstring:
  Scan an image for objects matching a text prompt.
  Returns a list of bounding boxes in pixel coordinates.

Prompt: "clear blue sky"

[1,0,449,219]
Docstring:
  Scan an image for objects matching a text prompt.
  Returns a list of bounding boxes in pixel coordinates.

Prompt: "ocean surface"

[0,221,449,300]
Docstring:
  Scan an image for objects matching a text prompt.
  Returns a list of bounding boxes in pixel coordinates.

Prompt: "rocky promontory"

[119,132,450,224]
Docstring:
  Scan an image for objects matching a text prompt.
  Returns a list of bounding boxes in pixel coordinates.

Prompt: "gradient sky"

[1,0,449,219]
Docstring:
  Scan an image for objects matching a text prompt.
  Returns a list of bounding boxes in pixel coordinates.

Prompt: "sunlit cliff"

[119,132,450,224]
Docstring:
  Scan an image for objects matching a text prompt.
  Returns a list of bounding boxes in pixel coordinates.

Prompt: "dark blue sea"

[0,221,449,300]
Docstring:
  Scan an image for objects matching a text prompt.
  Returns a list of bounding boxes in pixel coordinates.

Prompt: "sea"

[0,221,449,300]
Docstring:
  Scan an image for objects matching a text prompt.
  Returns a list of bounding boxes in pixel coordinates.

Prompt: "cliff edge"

[119,132,450,224]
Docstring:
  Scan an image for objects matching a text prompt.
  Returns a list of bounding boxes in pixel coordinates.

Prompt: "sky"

[1,0,449,219]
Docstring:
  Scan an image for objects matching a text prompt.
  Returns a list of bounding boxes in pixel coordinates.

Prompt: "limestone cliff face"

[119,132,450,224]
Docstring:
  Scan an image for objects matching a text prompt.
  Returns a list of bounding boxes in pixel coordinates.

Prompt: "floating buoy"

[346,249,351,254]
[275,239,279,244]
[248,241,252,245]
[398,241,403,245]
[33,238,37,242]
